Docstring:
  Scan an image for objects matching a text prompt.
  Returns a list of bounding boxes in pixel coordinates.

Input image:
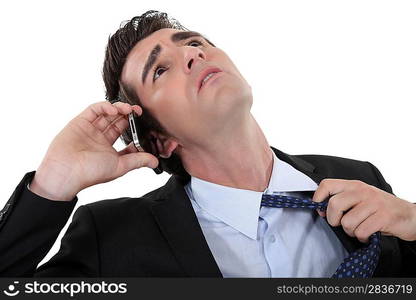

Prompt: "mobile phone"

[128,112,163,175]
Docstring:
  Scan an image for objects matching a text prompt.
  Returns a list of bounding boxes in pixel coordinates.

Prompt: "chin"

[217,81,252,107]
[209,86,252,127]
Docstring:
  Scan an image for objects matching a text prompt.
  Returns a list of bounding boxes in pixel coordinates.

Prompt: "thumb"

[316,209,327,217]
[116,152,159,176]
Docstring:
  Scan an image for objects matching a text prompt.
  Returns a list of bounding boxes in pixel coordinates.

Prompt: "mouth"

[197,67,223,93]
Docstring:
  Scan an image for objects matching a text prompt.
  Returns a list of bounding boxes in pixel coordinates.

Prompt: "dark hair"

[102,10,190,182]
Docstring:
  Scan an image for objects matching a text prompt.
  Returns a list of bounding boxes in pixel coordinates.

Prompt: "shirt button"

[269,235,276,243]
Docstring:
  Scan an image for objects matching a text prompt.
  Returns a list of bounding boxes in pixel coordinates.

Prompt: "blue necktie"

[261,193,381,278]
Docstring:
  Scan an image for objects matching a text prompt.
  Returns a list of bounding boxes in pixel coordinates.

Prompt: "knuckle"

[136,156,148,167]
[327,216,336,227]
[88,102,97,110]
[340,217,353,231]
[367,185,378,196]
[352,179,363,185]
[354,180,366,190]
[354,228,368,241]
[93,101,107,107]
[361,185,377,202]
[135,159,143,168]
[327,198,339,212]
[111,102,122,109]
[320,178,330,187]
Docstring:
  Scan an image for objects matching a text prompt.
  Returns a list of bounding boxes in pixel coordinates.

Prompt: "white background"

[0,0,415,266]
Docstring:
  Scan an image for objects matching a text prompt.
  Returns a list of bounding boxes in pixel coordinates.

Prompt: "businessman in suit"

[1,10,415,277]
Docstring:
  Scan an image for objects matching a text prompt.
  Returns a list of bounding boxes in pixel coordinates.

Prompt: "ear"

[150,131,178,159]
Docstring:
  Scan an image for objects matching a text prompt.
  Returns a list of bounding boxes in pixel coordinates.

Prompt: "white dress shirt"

[184,150,349,277]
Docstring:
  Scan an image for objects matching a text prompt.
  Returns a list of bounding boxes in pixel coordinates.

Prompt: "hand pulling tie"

[261,193,381,278]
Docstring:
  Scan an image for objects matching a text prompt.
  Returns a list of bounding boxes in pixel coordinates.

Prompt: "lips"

[197,67,222,92]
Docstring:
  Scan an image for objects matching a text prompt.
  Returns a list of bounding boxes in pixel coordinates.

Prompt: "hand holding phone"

[30,101,159,201]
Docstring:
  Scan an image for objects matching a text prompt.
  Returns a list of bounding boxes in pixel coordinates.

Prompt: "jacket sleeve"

[0,171,100,277]
[367,162,416,277]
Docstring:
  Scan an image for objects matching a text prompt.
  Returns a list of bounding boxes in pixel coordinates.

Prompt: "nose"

[183,46,206,74]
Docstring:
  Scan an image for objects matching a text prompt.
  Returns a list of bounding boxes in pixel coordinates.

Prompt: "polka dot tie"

[261,193,381,278]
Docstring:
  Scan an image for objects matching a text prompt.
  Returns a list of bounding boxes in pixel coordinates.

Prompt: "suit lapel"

[150,175,222,277]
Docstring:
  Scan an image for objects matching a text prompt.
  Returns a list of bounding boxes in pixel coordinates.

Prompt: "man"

[0,10,415,277]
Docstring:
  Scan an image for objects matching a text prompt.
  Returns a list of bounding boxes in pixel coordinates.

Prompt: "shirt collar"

[189,150,318,239]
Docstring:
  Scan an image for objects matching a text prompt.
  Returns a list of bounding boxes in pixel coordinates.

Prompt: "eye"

[187,39,203,47]
[152,40,203,82]
[153,65,168,81]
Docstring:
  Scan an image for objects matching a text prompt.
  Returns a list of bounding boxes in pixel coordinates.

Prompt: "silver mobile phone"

[128,112,142,151]
[128,112,163,174]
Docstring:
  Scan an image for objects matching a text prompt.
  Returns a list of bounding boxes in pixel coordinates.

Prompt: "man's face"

[121,28,252,150]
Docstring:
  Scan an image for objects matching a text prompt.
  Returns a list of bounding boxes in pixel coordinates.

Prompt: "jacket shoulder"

[82,183,168,220]
[297,153,371,170]
[295,153,385,188]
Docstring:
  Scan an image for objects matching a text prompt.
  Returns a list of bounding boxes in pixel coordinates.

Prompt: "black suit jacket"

[0,147,415,277]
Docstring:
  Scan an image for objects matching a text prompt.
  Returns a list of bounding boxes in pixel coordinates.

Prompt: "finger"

[325,191,362,227]
[316,209,326,217]
[117,142,140,156]
[312,179,360,203]
[103,116,129,145]
[112,101,133,114]
[339,202,378,238]
[80,101,118,123]
[92,114,121,132]
[116,152,159,176]
[93,102,140,132]
[353,212,382,243]
[113,101,145,117]
[103,103,145,145]
[132,105,143,115]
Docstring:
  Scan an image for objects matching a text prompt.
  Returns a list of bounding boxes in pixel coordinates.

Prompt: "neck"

[179,113,273,192]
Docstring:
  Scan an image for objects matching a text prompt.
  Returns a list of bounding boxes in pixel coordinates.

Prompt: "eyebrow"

[141,31,214,84]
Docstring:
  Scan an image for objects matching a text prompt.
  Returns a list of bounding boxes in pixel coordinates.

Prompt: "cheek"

[149,84,192,127]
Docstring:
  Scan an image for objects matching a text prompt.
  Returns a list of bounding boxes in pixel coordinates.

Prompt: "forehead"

[120,28,183,87]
